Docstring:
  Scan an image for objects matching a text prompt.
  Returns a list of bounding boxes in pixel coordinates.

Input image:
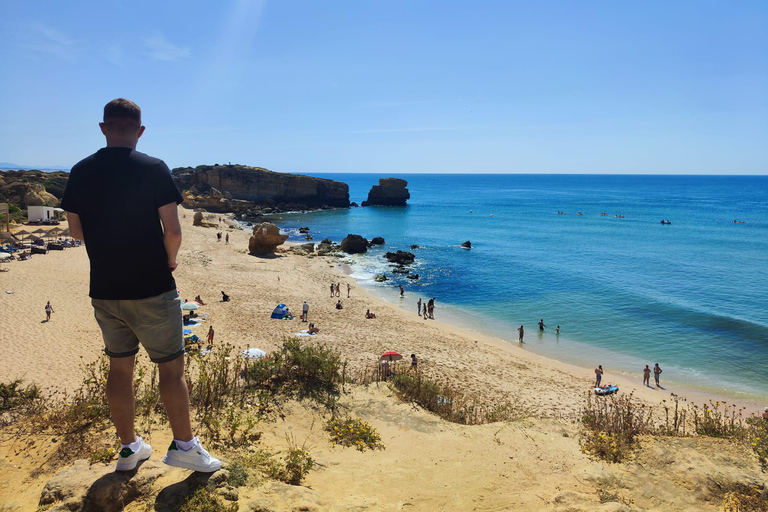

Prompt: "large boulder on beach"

[385,250,415,265]
[249,222,288,254]
[340,234,368,254]
[361,178,410,206]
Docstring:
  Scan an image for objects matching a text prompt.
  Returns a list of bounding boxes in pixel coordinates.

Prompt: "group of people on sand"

[329,282,351,298]
[216,232,229,244]
[416,298,436,319]
[516,319,560,343]
[593,363,663,389]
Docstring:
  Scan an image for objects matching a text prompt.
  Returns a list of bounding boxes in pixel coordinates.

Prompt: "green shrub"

[0,379,42,414]
[179,486,238,512]
[580,392,653,463]
[327,416,384,451]
[245,338,345,406]
[266,434,314,485]
[227,461,249,487]
[691,400,745,438]
[388,372,528,425]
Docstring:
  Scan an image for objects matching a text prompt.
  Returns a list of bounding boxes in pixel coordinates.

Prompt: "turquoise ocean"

[267,174,768,403]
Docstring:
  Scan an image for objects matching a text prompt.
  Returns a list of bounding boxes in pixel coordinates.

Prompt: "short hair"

[103,98,141,125]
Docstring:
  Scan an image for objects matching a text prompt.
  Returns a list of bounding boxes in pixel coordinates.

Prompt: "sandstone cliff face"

[1,181,59,207]
[172,165,350,213]
[361,178,410,206]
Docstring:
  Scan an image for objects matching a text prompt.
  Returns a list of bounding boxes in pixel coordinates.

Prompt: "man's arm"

[66,212,84,241]
[158,202,182,272]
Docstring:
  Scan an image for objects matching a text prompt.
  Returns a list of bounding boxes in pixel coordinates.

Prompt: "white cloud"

[144,33,191,61]
[21,22,79,61]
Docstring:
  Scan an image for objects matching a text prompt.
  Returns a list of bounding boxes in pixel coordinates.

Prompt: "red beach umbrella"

[380,351,403,361]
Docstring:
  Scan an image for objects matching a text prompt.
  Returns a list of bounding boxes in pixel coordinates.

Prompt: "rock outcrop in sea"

[249,222,288,254]
[361,178,410,206]
[172,164,350,214]
[340,234,369,254]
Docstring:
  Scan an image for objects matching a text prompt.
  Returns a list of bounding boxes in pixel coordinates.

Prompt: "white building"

[27,206,65,223]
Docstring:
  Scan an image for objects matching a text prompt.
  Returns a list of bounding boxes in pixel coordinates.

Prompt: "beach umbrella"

[13,229,31,241]
[242,348,267,359]
[32,228,48,235]
[0,232,17,242]
[380,351,403,361]
[181,302,200,311]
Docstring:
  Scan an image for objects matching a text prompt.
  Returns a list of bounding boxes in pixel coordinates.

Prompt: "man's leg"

[107,355,137,444]
[158,355,193,442]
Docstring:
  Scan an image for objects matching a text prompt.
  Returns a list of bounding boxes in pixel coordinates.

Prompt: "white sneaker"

[163,437,221,473]
[115,437,152,471]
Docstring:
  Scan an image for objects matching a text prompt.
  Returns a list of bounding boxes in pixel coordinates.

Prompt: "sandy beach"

[0,208,765,511]
[0,209,761,416]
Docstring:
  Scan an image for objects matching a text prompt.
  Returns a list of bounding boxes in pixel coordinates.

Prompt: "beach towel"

[294,332,317,337]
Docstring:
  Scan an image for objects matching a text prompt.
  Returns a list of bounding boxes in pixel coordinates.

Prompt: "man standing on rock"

[62,99,220,473]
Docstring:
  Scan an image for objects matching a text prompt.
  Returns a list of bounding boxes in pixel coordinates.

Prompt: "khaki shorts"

[92,290,184,363]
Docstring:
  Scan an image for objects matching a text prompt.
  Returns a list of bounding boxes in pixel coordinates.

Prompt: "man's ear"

[137,125,146,139]
[99,122,107,136]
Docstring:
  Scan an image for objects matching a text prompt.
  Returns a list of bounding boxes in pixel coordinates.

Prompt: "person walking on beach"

[517,325,524,343]
[207,325,215,346]
[347,283,350,298]
[411,353,418,371]
[594,365,603,387]
[302,301,309,322]
[643,365,651,387]
[44,301,54,322]
[61,99,220,473]
[330,283,334,297]
[539,319,546,331]
[225,233,229,245]
[417,298,422,316]
[217,232,222,242]
[428,298,435,319]
[399,285,404,297]
[335,283,341,297]
[654,363,662,388]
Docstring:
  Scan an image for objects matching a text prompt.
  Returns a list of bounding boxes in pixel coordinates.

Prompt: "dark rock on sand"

[361,178,410,206]
[340,234,369,254]
[385,251,415,265]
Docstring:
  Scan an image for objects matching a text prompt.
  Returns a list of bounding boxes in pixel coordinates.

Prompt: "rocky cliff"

[172,164,350,213]
[361,178,410,206]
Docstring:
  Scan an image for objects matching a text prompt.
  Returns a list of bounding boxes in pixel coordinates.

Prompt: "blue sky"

[1,0,766,174]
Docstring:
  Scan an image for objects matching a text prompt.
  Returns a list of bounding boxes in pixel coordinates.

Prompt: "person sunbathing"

[336,300,343,310]
[195,295,205,305]
[365,309,376,319]
[308,323,319,334]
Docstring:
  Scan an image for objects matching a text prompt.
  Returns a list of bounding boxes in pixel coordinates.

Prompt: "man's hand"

[169,260,178,272]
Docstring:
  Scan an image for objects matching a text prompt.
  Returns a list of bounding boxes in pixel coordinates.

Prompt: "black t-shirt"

[61,147,183,299]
